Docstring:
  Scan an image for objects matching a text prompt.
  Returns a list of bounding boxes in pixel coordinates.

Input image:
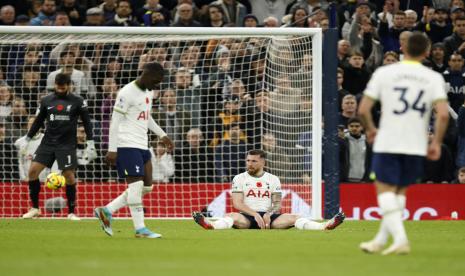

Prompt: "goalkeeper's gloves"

[19,136,31,155]
[86,140,98,161]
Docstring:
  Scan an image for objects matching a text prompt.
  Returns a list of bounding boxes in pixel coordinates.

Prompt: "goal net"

[0,27,322,219]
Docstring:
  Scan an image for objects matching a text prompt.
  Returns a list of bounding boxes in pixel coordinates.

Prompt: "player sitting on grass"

[193,149,345,230]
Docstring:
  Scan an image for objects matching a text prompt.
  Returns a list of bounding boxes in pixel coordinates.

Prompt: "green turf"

[0,220,464,276]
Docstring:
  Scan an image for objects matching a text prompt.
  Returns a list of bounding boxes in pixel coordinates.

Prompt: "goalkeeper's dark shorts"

[238,212,282,229]
[34,144,77,170]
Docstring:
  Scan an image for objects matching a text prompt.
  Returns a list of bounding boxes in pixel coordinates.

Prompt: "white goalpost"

[0,26,322,220]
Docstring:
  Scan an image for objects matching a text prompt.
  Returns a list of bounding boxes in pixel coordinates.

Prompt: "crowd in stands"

[0,0,464,184]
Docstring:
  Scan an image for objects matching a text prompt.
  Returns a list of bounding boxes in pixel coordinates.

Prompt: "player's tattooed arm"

[268,193,282,215]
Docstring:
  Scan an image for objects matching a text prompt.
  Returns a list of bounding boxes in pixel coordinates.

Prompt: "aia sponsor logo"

[246,189,270,198]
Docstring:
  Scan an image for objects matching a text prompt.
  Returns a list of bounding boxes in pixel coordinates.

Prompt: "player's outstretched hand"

[427,141,441,161]
[253,213,266,229]
[160,136,174,152]
[105,152,117,166]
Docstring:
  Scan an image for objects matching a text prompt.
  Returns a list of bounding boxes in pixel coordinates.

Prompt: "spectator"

[341,117,372,182]
[58,0,85,26]
[342,2,373,40]
[3,97,28,141]
[210,95,246,147]
[398,30,413,59]
[376,0,396,28]
[337,39,351,67]
[288,6,309,27]
[423,130,455,183]
[136,0,171,26]
[99,0,117,22]
[382,51,399,65]
[76,125,97,166]
[337,67,349,111]
[0,84,13,123]
[404,9,418,29]
[0,122,18,180]
[261,132,292,182]
[46,50,88,98]
[442,52,465,112]
[83,7,104,26]
[30,0,56,26]
[100,77,119,150]
[417,7,452,44]
[452,167,465,183]
[212,0,247,27]
[174,128,215,183]
[245,90,272,147]
[290,0,329,14]
[450,5,465,22]
[152,88,192,149]
[457,99,465,168]
[15,14,30,26]
[250,0,292,23]
[215,122,249,182]
[348,13,383,71]
[105,0,139,26]
[443,15,465,60]
[150,141,175,183]
[174,67,201,127]
[14,65,44,114]
[53,11,71,26]
[0,5,16,25]
[263,16,279,27]
[339,94,357,128]
[379,10,408,52]
[202,3,225,27]
[429,43,447,73]
[341,51,371,96]
[243,14,258,27]
[171,3,202,27]
[270,74,302,115]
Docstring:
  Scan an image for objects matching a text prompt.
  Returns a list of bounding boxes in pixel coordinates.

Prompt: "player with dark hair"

[94,62,174,238]
[358,32,449,255]
[22,73,96,220]
[193,149,345,231]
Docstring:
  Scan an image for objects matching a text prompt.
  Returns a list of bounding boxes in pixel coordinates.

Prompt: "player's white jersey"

[231,171,282,212]
[14,134,59,181]
[113,81,152,150]
[364,60,448,156]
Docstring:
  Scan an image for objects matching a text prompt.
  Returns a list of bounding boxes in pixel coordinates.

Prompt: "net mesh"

[0,31,315,218]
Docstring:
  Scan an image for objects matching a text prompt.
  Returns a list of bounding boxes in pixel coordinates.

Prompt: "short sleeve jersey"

[231,171,282,212]
[113,81,152,150]
[364,61,448,156]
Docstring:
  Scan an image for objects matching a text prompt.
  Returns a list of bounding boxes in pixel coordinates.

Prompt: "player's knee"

[28,165,42,179]
[62,171,75,185]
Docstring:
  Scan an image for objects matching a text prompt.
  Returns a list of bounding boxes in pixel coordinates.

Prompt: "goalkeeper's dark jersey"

[27,93,93,149]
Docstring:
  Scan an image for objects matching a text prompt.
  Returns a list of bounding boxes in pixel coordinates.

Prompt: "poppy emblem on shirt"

[57,104,64,111]
[146,97,150,104]
[256,182,262,188]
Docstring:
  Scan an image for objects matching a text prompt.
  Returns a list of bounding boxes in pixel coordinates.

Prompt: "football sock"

[295,218,325,230]
[106,185,152,214]
[127,181,145,230]
[211,217,234,229]
[397,194,406,210]
[378,192,408,245]
[29,179,40,209]
[28,179,41,209]
[66,184,77,214]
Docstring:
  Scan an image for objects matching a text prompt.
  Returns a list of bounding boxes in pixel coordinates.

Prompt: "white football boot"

[22,208,41,219]
[381,243,411,255]
[360,240,385,254]
[67,213,81,221]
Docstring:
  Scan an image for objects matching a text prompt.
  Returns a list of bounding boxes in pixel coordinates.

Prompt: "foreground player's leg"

[381,188,410,255]
[23,162,47,219]
[295,212,345,231]
[63,169,80,221]
[192,212,244,230]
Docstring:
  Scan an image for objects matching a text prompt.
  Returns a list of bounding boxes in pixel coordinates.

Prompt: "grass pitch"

[0,219,464,276]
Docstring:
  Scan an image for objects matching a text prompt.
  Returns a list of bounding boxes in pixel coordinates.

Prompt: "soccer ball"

[45,172,66,190]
